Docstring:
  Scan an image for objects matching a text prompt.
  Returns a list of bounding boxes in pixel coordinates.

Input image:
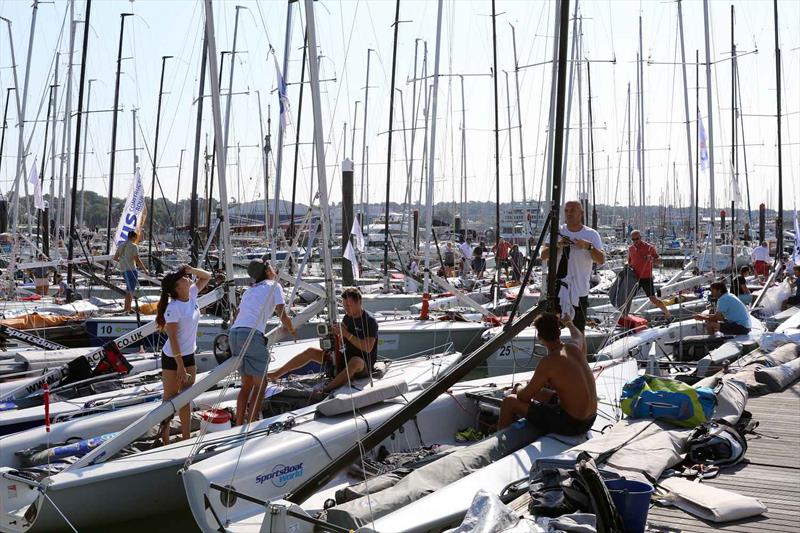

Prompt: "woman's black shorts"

[161,353,196,370]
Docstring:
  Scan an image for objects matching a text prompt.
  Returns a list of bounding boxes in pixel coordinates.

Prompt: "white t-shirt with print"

[552,224,604,298]
[232,280,285,333]
[163,284,200,357]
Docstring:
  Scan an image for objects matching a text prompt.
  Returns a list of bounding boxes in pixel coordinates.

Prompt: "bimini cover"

[316,377,408,417]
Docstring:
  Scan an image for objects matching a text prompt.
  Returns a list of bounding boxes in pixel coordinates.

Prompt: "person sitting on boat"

[694,280,751,336]
[230,260,296,425]
[498,312,597,435]
[751,241,771,279]
[731,265,753,305]
[493,237,512,278]
[155,265,212,443]
[781,265,800,310]
[627,230,672,319]
[268,287,378,394]
[30,254,53,296]
[114,230,149,314]
[541,200,605,332]
[443,242,456,278]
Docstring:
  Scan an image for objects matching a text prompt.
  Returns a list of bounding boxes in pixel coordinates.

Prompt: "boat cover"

[0,314,72,330]
[316,377,409,416]
[608,266,639,309]
[755,356,800,392]
[321,421,544,529]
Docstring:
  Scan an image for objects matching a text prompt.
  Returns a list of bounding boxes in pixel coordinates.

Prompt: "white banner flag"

[27,161,45,210]
[351,218,365,252]
[111,168,147,253]
[343,240,359,281]
[793,213,800,265]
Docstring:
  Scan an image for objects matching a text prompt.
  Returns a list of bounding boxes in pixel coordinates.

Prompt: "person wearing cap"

[114,230,149,313]
[269,287,379,394]
[155,265,212,443]
[230,260,296,425]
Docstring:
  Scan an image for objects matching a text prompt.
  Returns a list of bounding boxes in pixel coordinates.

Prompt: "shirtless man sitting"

[498,312,597,435]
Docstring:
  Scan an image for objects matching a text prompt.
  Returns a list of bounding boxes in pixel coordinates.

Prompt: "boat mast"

[9,0,38,244]
[772,0,783,263]
[106,12,133,255]
[423,0,444,294]
[510,23,527,213]
[203,0,238,308]
[701,0,717,274]
[558,0,580,208]
[189,29,208,265]
[37,83,55,248]
[459,75,467,226]
[221,4,243,229]
[544,0,564,204]
[359,48,374,234]
[272,0,295,264]
[587,61,597,229]
[289,31,307,241]
[57,12,77,244]
[627,82,632,225]
[148,55,172,270]
[66,0,92,285]
[175,148,185,227]
[676,0,695,244]
[638,15,646,231]
[695,49,700,250]
[304,0,337,319]
[403,39,420,237]
[78,78,94,230]
[383,0,402,293]
[492,0,500,268]
[504,71,515,227]
[730,5,738,243]
[0,89,13,184]
[257,91,270,235]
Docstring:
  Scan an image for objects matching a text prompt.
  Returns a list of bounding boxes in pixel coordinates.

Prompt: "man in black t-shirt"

[268,288,379,393]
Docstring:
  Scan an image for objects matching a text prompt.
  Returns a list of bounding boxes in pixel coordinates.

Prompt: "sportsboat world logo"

[256,462,304,487]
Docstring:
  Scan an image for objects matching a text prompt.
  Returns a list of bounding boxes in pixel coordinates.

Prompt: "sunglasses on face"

[631,237,641,241]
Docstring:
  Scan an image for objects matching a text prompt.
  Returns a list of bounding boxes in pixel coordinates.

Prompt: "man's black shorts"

[526,401,596,436]
[719,321,750,336]
[638,277,656,298]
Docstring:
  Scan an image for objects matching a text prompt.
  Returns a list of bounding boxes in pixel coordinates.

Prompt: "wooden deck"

[646,383,800,532]
[509,383,800,532]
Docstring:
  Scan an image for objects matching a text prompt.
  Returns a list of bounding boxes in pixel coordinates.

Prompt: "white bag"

[657,477,767,523]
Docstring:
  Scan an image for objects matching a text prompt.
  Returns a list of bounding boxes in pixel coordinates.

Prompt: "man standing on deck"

[114,230,149,313]
[694,281,751,335]
[541,201,605,332]
[498,313,597,434]
[493,236,512,278]
[751,241,771,279]
[458,238,473,276]
[628,230,672,319]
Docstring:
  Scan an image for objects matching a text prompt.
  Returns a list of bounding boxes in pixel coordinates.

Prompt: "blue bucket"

[604,478,654,533]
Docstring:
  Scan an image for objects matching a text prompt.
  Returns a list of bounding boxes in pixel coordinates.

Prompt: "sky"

[0,0,798,226]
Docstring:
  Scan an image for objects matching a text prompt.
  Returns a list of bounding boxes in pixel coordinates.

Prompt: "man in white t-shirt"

[541,201,605,332]
[751,241,770,279]
[229,260,296,425]
[458,239,473,276]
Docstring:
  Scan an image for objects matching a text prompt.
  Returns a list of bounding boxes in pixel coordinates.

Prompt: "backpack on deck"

[621,375,716,428]
[686,419,749,468]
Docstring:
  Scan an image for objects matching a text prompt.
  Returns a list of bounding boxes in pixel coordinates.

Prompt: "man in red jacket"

[628,230,671,319]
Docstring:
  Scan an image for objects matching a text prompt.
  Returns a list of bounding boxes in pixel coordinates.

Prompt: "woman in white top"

[155,265,212,442]
[230,261,295,425]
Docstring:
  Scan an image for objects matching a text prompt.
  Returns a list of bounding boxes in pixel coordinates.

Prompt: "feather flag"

[698,111,709,172]
[27,161,45,210]
[111,167,147,253]
[273,52,292,128]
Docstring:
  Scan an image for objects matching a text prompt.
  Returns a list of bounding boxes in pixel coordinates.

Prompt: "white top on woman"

[163,284,200,357]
